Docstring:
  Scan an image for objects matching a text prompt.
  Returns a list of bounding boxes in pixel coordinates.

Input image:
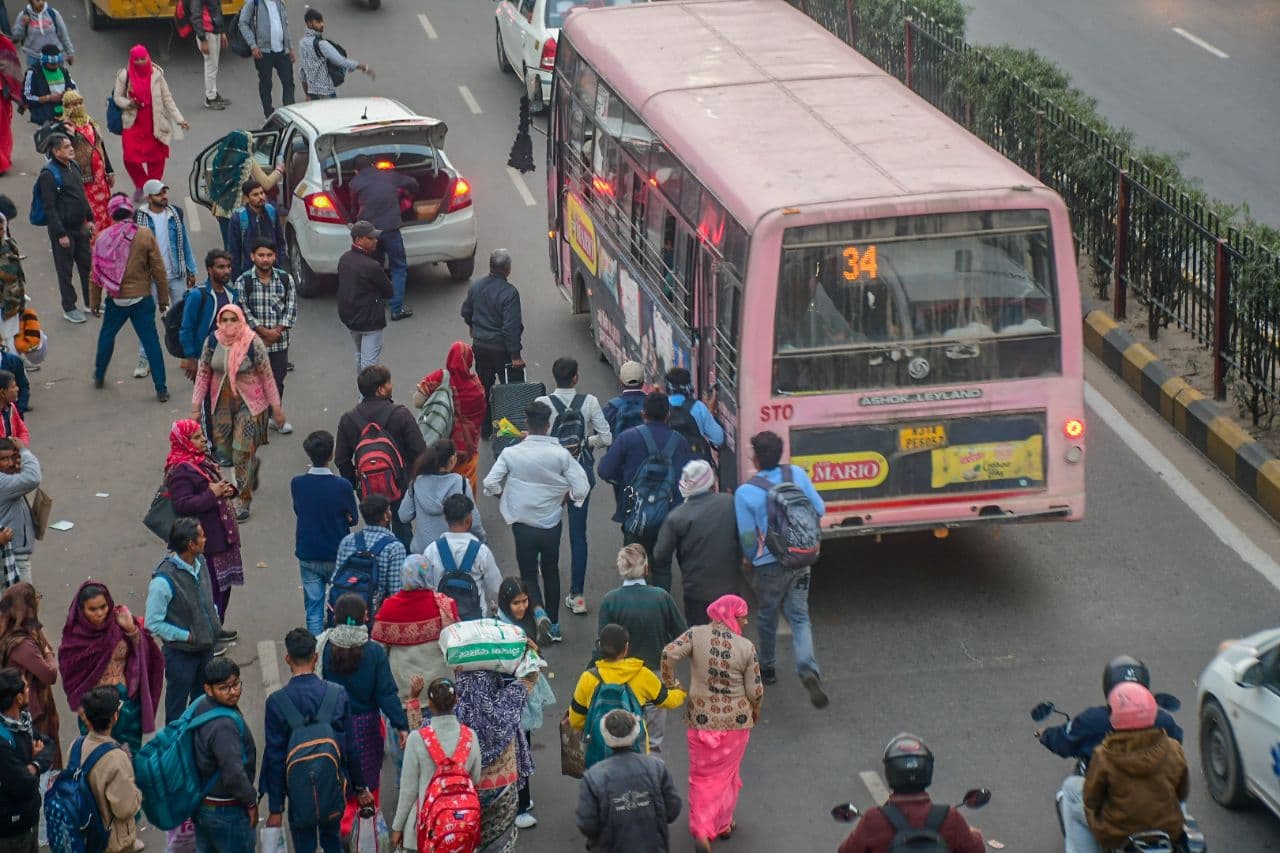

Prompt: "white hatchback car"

[1197,627,1280,819]
[495,0,639,112]
[189,98,478,296]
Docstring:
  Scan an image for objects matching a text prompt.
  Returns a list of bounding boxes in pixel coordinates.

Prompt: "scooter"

[831,787,992,824]
[1030,698,1206,853]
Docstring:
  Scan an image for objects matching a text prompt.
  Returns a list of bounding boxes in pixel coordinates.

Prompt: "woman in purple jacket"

[164,419,243,620]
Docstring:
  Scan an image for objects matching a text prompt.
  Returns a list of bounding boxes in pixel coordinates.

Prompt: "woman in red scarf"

[0,35,21,176]
[413,341,486,492]
[164,419,242,621]
[57,580,164,754]
[111,45,189,201]
[0,582,61,768]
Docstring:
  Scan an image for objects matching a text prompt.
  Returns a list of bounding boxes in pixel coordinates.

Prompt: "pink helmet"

[1108,682,1157,731]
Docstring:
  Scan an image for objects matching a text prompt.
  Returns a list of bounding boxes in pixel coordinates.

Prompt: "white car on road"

[1197,626,1280,820]
[189,98,477,296]
[495,0,638,112]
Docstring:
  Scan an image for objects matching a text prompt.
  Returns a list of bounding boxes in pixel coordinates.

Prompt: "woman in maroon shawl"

[413,341,486,493]
[58,580,164,754]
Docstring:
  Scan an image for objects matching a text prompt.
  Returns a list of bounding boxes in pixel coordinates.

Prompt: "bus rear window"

[774,210,1061,394]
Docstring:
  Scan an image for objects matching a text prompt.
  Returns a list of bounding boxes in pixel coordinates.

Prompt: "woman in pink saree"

[661,594,764,851]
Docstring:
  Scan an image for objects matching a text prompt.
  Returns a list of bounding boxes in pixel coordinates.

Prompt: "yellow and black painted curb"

[1084,310,1280,523]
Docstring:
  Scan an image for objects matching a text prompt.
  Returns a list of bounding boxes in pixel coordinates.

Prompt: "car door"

[1231,643,1280,810]
[187,130,281,212]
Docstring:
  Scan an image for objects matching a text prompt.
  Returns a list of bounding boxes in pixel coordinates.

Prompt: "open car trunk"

[318,121,456,226]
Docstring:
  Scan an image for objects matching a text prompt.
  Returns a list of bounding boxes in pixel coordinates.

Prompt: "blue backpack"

[237,203,278,242]
[29,163,62,226]
[134,700,246,831]
[44,737,119,853]
[581,667,646,769]
[622,426,681,537]
[327,531,392,626]
[605,393,644,437]
[434,537,483,620]
[273,685,347,829]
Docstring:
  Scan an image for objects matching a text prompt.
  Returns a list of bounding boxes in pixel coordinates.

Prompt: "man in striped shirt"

[334,494,406,611]
[297,9,372,100]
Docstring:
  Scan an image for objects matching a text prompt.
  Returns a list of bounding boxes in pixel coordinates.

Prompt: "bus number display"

[842,245,879,281]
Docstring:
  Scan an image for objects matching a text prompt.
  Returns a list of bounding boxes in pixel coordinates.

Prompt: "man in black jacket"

[349,156,416,321]
[190,658,258,853]
[0,667,55,853]
[337,221,392,379]
[651,459,742,617]
[37,133,93,323]
[461,249,524,438]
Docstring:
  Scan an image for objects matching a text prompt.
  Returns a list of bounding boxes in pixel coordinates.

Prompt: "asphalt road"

[18,1,1280,851]
[965,0,1280,226]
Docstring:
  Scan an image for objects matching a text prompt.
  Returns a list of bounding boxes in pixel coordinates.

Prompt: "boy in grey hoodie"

[11,0,72,66]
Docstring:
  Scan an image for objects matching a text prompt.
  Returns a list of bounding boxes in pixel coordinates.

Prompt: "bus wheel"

[84,0,110,29]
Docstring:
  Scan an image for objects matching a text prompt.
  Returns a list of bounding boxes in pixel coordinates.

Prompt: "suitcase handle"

[500,364,527,385]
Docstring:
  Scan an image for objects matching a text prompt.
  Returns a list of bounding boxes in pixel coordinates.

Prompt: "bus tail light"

[304,192,343,223]
[1063,418,1085,440]
[540,36,557,71]
[447,177,473,213]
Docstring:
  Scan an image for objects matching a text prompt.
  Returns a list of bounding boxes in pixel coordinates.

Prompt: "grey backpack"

[747,466,821,568]
[417,369,455,446]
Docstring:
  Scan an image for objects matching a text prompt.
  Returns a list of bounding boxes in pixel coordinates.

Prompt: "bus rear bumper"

[821,492,1085,539]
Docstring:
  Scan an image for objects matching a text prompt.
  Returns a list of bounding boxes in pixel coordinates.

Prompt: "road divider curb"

[1084,309,1280,525]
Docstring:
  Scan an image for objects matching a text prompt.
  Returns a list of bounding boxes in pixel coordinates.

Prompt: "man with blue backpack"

[601,361,647,527]
[225,178,284,278]
[421,493,501,620]
[330,494,406,625]
[0,666,54,853]
[734,430,828,708]
[261,629,369,853]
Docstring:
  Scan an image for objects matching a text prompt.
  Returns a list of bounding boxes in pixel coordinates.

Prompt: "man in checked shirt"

[236,237,297,434]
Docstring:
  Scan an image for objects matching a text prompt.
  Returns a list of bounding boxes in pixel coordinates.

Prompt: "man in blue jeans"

[733,429,828,708]
[290,430,357,634]
[349,155,418,321]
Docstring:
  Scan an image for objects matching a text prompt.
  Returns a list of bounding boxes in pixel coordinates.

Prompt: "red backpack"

[353,409,406,502]
[416,725,481,853]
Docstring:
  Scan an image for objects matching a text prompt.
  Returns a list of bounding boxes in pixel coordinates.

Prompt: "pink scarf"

[706,594,748,635]
[127,45,152,107]
[212,304,255,397]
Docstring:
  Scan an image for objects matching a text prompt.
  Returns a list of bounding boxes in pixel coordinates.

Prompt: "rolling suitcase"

[491,366,545,456]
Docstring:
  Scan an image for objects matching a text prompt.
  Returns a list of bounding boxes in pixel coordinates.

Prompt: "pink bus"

[547,0,1085,535]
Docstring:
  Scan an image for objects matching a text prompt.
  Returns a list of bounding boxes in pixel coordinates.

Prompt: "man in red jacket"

[839,733,985,853]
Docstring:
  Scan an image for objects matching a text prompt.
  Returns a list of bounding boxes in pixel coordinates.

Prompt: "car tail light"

[540,36,557,71]
[304,192,342,223]
[447,178,472,213]
[1063,417,1085,439]
[375,160,395,170]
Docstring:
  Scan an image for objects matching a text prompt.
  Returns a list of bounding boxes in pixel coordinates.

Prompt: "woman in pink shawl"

[661,594,764,851]
[57,579,164,754]
[111,45,188,201]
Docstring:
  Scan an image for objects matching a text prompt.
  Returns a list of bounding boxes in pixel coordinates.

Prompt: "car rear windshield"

[318,127,441,180]
[546,0,638,28]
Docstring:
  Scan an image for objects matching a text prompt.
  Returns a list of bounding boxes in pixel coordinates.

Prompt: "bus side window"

[715,267,742,389]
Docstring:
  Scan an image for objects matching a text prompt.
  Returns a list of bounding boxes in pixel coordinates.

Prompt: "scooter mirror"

[961,788,992,810]
[1030,701,1056,722]
[1154,693,1181,712]
[831,803,860,823]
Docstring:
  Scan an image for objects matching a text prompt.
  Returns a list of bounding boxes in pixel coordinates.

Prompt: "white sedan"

[1197,627,1280,819]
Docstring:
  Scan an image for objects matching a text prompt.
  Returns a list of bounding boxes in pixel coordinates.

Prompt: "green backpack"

[581,667,646,769]
[134,699,245,830]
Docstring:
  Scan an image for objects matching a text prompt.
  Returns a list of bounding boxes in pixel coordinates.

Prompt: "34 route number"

[842,245,879,281]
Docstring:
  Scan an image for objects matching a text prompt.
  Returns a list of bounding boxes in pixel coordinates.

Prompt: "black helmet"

[1102,655,1150,698]
[882,733,934,792]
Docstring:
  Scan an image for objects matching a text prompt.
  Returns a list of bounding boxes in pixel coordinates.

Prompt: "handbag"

[559,710,585,779]
[28,487,50,540]
[228,1,256,58]
[104,93,123,135]
[143,485,177,542]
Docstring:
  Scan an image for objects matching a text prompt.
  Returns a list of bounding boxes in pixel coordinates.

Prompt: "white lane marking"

[506,167,537,207]
[1171,27,1229,58]
[417,13,438,39]
[458,85,482,115]
[258,640,281,693]
[1085,383,1280,589]
[183,197,202,233]
[859,770,890,805]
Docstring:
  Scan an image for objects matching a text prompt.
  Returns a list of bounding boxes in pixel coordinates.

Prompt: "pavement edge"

[1083,310,1280,523]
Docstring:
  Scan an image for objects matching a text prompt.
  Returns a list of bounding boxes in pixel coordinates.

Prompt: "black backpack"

[163,289,210,358]
[668,397,708,461]
[881,802,952,852]
[314,35,350,87]
[550,394,589,460]
[434,537,483,621]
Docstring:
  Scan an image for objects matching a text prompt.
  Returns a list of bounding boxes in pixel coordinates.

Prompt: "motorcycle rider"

[838,733,985,853]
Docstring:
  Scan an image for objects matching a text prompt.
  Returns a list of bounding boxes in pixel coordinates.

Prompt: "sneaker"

[214,93,231,105]
[761,667,777,686]
[217,628,239,642]
[534,609,553,647]
[801,672,829,709]
[203,97,226,110]
[565,594,587,615]
[514,813,537,830]
[212,643,228,657]
[63,308,87,324]
[390,307,414,321]
[156,390,170,403]
[133,358,150,378]
[269,420,294,434]
[549,623,563,643]
[92,376,104,390]
[235,503,251,522]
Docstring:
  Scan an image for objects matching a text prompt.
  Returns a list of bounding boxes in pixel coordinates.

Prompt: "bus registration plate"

[899,424,947,452]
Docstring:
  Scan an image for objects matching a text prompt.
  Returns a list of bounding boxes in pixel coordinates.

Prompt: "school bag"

[29,162,61,226]
[134,700,246,830]
[434,536,483,621]
[622,426,681,538]
[881,802,952,852]
[581,667,646,769]
[44,736,119,853]
[353,407,407,501]
[417,369,455,446]
[327,531,392,625]
[236,203,278,244]
[747,466,822,569]
[90,221,138,297]
[549,393,588,460]
[416,724,481,853]
[273,684,347,829]
[605,393,644,437]
[667,396,709,461]
[163,289,210,358]
[313,34,351,88]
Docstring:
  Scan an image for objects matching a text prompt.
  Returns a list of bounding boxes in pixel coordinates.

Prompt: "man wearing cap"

[602,362,648,516]
[652,459,741,616]
[337,221,392,378]
[134,179,196,379]
[349,155,417,321]
[90,194,170,402]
